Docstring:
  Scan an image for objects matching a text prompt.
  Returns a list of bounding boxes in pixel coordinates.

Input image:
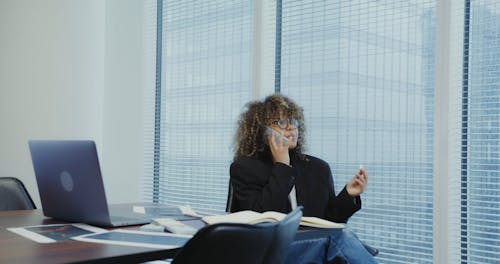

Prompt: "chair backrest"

[225,180,234,212]
[263,206,303,264]
[0,177,36,211]
[171,222,277,264]
[225,179,242,213]
[172,207,303,264]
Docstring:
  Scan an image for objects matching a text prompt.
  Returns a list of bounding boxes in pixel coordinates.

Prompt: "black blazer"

[229,155,361,223]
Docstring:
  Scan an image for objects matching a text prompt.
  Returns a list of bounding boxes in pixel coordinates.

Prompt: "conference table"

[0,209,184,263]
[0,206,340,264]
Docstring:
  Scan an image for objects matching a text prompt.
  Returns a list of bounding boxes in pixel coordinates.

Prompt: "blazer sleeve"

[323,163,361,223]
[230,157,296,213]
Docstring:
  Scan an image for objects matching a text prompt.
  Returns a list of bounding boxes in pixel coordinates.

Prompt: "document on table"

[7,223,106,243]
[73,229,192,249]
[132,204,202,220]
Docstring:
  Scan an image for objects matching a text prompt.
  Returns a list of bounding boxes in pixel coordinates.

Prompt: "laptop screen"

[28,140,111,224]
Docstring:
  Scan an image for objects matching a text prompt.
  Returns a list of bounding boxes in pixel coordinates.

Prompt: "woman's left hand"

[346,167,368,196]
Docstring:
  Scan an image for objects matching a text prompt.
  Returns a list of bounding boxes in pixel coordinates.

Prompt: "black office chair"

[172,207,302,264]
[0,177,36,211]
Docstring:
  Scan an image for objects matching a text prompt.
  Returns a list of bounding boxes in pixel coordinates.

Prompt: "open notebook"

[202,210,345,229]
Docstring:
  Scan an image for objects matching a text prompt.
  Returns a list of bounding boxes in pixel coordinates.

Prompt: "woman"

[229,94,377,263]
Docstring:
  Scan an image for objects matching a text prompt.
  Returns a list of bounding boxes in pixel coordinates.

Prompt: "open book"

[202,210,345,229]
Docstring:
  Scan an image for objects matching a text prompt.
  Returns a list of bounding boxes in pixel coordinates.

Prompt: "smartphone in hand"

[264,127,288,146]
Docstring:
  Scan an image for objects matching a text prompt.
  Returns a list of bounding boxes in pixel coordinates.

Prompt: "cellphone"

[264,127,288,146]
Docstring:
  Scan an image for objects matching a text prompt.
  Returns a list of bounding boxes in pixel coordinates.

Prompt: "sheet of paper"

[178,205,202,217]
[133,206,147,214]
[134,204,202,220]
[7,223,106,243]
[73,229,192,249]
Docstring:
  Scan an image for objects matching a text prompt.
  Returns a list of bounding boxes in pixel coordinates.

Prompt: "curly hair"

[233,94,307,161]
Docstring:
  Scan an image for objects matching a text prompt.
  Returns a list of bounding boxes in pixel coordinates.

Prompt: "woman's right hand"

[268,132,290,165]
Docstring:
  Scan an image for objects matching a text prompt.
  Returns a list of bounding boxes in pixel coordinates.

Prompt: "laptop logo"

[60,171,74,192]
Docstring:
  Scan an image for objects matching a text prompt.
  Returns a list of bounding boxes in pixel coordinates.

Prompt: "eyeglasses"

[271,118,299,129]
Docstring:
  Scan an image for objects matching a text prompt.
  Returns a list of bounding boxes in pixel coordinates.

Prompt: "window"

[145,0,500,262]
[456,1,500,263]
[278,1,436,263]
[143,0,253,213]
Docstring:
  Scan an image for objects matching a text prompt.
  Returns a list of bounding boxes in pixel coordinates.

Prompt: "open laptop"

[28,140,151,227]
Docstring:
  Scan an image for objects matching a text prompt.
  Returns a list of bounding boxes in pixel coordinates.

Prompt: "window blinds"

[143,0,500,262]
[457,1,500,263]
[279,1,436,263]
[150,0,253,213]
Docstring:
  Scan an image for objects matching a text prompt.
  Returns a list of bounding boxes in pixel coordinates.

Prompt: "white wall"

[0,0,146,205]
[102,0,145,203]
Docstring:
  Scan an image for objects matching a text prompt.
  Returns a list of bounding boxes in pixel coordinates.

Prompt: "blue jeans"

[285,228,378,264]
